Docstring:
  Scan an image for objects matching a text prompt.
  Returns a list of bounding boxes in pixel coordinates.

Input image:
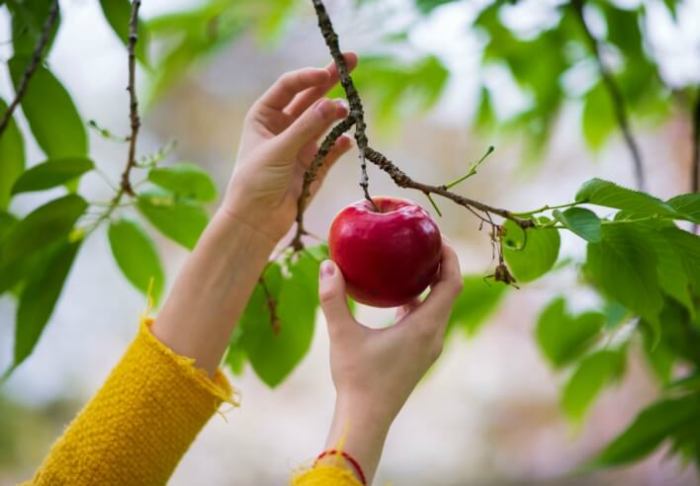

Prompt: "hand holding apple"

[329,196,442,307]
[317,244,462,481]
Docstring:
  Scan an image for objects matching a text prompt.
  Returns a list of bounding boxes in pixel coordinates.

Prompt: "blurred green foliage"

[1,0,699,477]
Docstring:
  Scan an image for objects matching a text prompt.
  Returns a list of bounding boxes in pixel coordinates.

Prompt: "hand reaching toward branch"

[317,242,463,483]
[154,55,356,373]
[223,53,358,243]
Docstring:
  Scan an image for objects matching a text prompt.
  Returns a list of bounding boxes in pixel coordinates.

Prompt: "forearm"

[153,208,276,374]
[322,396,392,484]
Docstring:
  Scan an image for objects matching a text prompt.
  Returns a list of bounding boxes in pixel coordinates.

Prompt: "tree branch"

[311,0,373,204]
[364,147,534,228]
[571,0,646,190]
[291,0,536,252]
[291,115,356,251]
[120,0,142,196]
[0,0,59,139]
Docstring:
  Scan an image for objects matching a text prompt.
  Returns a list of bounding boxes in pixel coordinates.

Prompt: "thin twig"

[258,276,280,335]
[0,0,59,139]
[311,0,374,205]
[291,115,356,250]
[364,147,534,228]
[571,0,645,190]
[120,0,142,196]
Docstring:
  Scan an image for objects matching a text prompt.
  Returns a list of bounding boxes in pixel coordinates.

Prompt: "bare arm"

[153,54,357,374]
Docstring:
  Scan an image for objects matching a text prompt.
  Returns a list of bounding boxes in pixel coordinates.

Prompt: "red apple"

[329,196,442,308]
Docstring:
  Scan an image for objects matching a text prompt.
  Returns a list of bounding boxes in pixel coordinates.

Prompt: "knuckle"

[319,288,338,305]
[449,278,463,297]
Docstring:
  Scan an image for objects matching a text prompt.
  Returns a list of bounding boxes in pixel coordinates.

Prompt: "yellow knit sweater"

[24,318,361,486]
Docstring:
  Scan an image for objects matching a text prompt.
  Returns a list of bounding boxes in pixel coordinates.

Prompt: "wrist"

[214,205,278,253]
[332,393,395,434]
[324,394,393,484]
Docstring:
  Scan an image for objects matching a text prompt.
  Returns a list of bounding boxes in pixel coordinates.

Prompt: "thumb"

[318,260,353,327]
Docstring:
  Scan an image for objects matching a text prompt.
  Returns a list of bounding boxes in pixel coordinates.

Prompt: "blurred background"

[1,0,700,484]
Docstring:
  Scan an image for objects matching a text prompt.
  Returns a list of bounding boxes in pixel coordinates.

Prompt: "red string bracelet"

[315,449,367,485]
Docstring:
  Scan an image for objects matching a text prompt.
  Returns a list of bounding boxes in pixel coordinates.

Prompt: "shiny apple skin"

[329,196,442,308]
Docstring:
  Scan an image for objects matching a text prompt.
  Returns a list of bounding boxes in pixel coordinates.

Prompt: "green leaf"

[667,193,700,224]
[642,329,675,385]
[650,228,694,318]
[8,0,61,58]
[0,194,87,266]
[146,2,246,99]
[339,55,449,129]
[0,211,18,243]
[137,192,208,250]
[147,162,218,202]
[660,227,700,294]
[0,99,25,209]
[586,224,664,335]
[13,238,81,368]
[475,86,496,131]
[11,157,94,195]
[99,0,149,64]
[448,276,507,336]
[591,394,700,467]
[561,349,626,423]
[553,207,601,243]
[415,0,457,14]
[575,178,678,217]
[108,219,165,304]
[663,0,678,19]
[240,253,320,387]
[9,58,87,158]
[582,83,616,151]
[225,326,246,376]
[535,297,604,369]
[502,220,560,283]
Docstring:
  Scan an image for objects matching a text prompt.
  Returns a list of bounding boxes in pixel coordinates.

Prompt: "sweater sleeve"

[25,317,235,486]
[291,464,364,485]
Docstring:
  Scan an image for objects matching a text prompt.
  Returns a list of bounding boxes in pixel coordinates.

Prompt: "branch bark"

[120,0,142,196]
[364,147,534,228]
[291,0,535,251]
[311,0,372,203]
[291,115,356,251]
[571,0,646,190]
[0,0,59,139]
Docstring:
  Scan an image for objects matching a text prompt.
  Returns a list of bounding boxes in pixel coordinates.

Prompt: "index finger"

[285,53,358,118]
[256,67,331,111]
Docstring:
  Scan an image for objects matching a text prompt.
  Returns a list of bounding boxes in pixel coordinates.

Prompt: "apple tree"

[1,0,699,474]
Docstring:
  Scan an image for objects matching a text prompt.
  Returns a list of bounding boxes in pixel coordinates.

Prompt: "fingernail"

[316,99,336,119]
[335,98,348,112]
[320,260,336,279]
